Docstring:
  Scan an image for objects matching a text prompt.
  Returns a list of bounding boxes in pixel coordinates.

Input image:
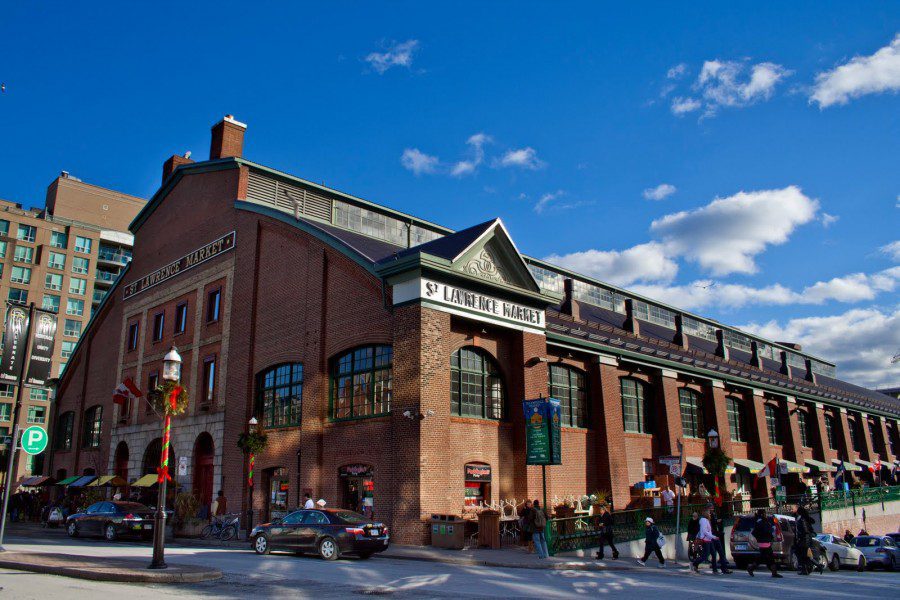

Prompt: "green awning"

[805,458,836,473]
[56,476,80,485]
[832,460,862,472]
[855,459,874,469]
[734,458,765,474]
[779,459,810,474]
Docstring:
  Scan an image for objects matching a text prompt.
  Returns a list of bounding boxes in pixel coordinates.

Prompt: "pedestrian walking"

[686,511,701,562]
[519,500,534,553]
[691,509,727,574]
[661,487,675,513]
[793,506,822,575]
[303,493,315,509]
[747,510,783,578]
[843,529,855,544]
[593,504,619,560]
[529,499,549,559]
[710,508,732,574]
[638,517,665,567]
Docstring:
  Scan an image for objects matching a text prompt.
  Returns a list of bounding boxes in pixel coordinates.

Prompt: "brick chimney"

[561,279,580,321]
[673,313,689,350]
[210,114,247,160]
[624,299,640,337]
[804,358,817,385]
[162,153,194,183]
[780,350,792,378]
[749,340,764,369]
[715,329,729,360]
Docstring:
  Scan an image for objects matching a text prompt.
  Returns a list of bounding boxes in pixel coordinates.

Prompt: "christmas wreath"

[237,424,268,454]
[148,380,190,416]
[702,446,732,477]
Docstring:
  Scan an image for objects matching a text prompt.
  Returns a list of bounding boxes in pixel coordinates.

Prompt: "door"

[83,502,104,535]
[268,511,305,549]
[298,510,329,549]
[192,433,214,515]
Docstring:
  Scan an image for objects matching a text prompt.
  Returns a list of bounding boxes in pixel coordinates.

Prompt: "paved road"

[2,534,899,599]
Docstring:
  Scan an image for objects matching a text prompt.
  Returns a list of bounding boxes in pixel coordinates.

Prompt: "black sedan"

[66,501,155,541]
[250,509,389,560]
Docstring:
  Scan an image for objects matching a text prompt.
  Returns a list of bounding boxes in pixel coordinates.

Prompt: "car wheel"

[358,552,373,560]
[829,554,840,572]
[67,521,78,538]
[857,556,866,572]
[253,535,270,555]
[104,524,117,542]
[318,537,340,561]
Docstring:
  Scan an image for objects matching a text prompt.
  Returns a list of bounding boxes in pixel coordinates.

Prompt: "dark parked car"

[251,509,389,560]
[852,535,900,570]
[66,501,155,541]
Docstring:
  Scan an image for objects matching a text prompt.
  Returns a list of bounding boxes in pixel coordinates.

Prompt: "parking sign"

[21,426,48,455]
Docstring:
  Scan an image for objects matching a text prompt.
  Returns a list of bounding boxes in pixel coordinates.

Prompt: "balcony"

[94,270,118,287]
[97,248,132,266]
[92,289,107,304]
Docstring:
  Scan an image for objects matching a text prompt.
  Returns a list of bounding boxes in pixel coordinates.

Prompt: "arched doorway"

[114,442,129,482]
[142,438,176,475]
[192,433,214,514]
[339,464,374,517]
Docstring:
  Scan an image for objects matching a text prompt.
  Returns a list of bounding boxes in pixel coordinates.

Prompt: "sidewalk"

[0,551,222,583]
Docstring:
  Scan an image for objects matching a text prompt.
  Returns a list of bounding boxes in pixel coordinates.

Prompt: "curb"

[380,552,639,571]
[0,552,223,583]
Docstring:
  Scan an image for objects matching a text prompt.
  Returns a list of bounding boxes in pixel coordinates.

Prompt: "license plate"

[735,543,748,551]
[370,529,380,536]
[143,524,153,529]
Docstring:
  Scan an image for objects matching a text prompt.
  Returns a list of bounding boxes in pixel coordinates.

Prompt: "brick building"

[0,174,144,479]
[51,116,900,545]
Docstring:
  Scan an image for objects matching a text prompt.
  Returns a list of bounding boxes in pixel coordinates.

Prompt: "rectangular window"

[258,363,303,427]
[0,220,8,236]
[825,415,837,450]
[50,231,68,249]
[127,322,139,351]
[47,251,66,270]
[45,273,63,290]
[202,356,216,407]
[74,236,92,254]
[152,312,164,342]
[81,406,102,448]
[0,240,6,258]
[798,410,811,448]
[72,257,89,274]
[61,340,76,359]
[8,288,28,305]
[679,389,704,438]
[0,403,10,421]
[146,372,159,413]
[10,266,31,284]
[27,405,46,424]
[29,387,49,402]
[13,245,34,263]
[66,298,84,316]
[765,404,782,446]
[206,288,221,323]
[69,277,87,295]
[64,319,82,337]
[549,364,588,428]
[42,294,59,313]
[16,224,36,243]
[174,302,187,334]
[54,412,74,450]
[621,378,651,433]
[848,417,862,452]
[0,385,13,399]
[726,396,746,442]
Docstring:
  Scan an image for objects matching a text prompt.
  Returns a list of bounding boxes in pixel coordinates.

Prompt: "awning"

[56,476,81,486]
[23,476,53,487]
[18,476,41,487]
[855,459,874,470]
[805,458,836,473]
[67,475,97,487]
[87,475,128,487]
[684,457,708,474]
[130,474,159,487]
[779,459,810,474]
[832,459,863,472]
[733,458,765,474]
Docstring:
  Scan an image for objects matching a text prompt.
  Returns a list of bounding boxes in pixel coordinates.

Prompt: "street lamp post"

[247,416,257,538]
[707,429,719,449]
[149,346,182,570]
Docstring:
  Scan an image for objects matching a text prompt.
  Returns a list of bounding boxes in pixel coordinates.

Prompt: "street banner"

[523,398,562,466]
[547,397,562,465]
[0,305,29,383]
[25,311,57,387]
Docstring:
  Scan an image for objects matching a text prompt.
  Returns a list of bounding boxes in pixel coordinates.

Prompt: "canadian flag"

[755,456,779,482]
[869,459,882,474]
[113,378,142,406]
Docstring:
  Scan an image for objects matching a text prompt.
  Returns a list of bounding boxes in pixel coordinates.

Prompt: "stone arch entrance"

[193,432,215,513]
[114,441,129,482]
[142,438,176,475]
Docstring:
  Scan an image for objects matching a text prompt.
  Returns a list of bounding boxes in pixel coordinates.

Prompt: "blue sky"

[1,2,898,387]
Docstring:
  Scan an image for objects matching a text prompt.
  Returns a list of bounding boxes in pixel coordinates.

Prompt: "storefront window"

[548,364,587,428]
[464,463,491,507]
[257,363,302,427]
[339,464,375,517]
[331,346,392,420]
[678,388,704,439]
[451,347,505,420]
[268,467,289,520]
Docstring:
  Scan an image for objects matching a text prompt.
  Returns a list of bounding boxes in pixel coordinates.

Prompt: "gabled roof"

[387,218,498,262]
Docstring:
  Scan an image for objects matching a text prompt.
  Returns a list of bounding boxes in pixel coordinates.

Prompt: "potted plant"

[173,493,203,537]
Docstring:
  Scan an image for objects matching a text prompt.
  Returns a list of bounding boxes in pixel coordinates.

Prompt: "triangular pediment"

[450,219,541,293]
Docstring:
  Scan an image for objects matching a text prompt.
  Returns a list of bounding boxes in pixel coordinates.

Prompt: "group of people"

[3,488,49,523]
[518,499,550,558]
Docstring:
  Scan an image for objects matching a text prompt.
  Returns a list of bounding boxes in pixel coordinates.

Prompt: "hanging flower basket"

[148,380,189,416]
[703,446,732,477]
[237,424,268,455]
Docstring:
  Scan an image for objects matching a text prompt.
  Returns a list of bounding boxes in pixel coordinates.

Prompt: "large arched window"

[256,363,303,427]
[549,364,588,428]
[54,411,74,450]
[81,405,102,448]
[331,345,392,420]
[621,378,652,434]
[678,388,704,439]
[451,347,505,420]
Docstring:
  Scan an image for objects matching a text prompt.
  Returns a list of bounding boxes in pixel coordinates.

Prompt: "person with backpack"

[529,499,549,559]
[747,509,783,578]
[638,517,665,567]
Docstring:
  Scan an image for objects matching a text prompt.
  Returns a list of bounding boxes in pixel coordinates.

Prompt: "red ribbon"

[168,386,183,411]
[157,466,172,483]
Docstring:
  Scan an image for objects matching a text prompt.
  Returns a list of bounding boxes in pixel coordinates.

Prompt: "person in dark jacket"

[747,510,782,578]
[794,506,824,575]
[638,517,665,567]
[593,504,619,560]
[843,529,855,544]
[519,500,534,553]
[686,512,701,562]
[710,509,732,574]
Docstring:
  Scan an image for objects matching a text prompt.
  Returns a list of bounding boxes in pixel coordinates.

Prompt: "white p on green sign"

[21,426,48,455]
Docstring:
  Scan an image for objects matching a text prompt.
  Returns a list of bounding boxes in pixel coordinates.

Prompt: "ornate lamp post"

[247,416,257,536]
[149,346,184,570]
[707,429,720,449]
[238,416,267,540]
[703,428,729,508]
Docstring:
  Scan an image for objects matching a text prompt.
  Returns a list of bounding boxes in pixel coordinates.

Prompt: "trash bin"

[430,514,466,549]
[478,510,501,549]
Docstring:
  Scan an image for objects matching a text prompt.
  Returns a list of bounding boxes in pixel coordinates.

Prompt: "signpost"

[523,396,562,512]
[19,426,47,455]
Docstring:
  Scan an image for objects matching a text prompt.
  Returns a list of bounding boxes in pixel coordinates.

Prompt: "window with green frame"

[55,411,74,450]
[82,405,102,448]
[331,345,392,420]
[451,347,505,420]
[0,403,11,421]
[621,377,652,433]
[679,388,704,438]
[548,364,587,428]
[847,416,862,452]
[256,363,303,427]
[765,404,783,446]
[797,410,812,448]
[824,414,837,450]
[726,396,746,442]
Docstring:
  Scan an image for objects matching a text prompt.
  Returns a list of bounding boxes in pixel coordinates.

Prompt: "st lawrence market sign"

[123,232,236,300]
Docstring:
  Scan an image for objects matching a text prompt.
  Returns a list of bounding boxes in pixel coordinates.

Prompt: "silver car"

[851,535,900,570]
[814,534,866,571]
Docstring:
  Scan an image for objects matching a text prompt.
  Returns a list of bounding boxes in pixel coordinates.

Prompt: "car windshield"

[328,510,368,524]
[735,517,756,532]
[815,535,828,542]
[853,537,879,547]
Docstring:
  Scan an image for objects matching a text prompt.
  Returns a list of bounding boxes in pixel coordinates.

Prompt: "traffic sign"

[20,425,48,455]
[178,456,188,476]
[659,455,682,475]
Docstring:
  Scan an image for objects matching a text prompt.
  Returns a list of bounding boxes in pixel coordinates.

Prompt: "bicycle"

[201,513,240,541]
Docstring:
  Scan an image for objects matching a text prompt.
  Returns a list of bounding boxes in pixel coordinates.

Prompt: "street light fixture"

[149,346,182,570]
[162,346,183,382]
[707,429,719,449]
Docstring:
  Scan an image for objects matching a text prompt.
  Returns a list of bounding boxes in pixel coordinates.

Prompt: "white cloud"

[740,306,900,388]
[811,34,900,108]
[451,133,491,177]
[821,213,839,228]
[365,39,420,74]
[643,183,677,201]
[534,190,565,214]
[494,147,544,170]
[695,60,790,116]
[671,96,702,115]
[881,240,900,262]
[544,242,679,287]
[400,148,438,175]
[650,186,819,276]
[667,63,688,79]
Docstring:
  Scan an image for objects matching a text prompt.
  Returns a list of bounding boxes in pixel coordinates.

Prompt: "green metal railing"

[820,485,900,512]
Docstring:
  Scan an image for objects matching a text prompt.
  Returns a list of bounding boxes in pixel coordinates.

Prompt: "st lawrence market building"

[50,116,900,544]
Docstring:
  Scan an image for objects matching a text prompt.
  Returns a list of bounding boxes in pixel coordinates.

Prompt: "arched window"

[81,405,102,448]
[621,378,652,433]
[726,396,746,442]
[549,364,588,428]
[331,345,392,420]
[824,414,837,450]
[678,388,704,439]
[54,411,74,450]
[256,363,303,427]
[451,347,505,420]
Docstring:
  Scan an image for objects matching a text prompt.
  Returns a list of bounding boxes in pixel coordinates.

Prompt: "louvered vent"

[246,171,333,223]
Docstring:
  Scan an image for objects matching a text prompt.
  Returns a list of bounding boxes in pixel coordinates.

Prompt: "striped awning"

[804,458,836,473]
[779,459,810,474]
[733,458,765,474]
[855,459,874,470]
[56,476,81,485]
[130,474,159,488]
[68,475,97,487]
[832,459,863,472]
[87,475,128,487]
